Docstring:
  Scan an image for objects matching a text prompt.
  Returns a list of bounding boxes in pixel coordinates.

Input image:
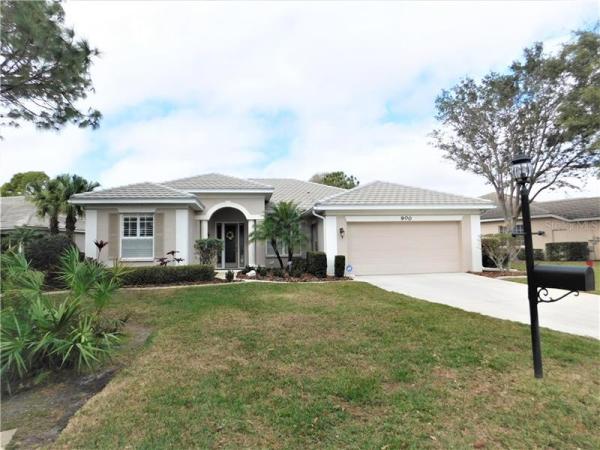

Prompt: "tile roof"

[70,182,197,200]
[316,181,493,207]
[163,173,273,191]
[250,178,345,211]
[1,196,84,231]
[481,196,600,221]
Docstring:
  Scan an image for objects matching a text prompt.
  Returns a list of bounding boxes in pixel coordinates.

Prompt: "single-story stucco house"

[0,196,86,251]
[480,196,600,260]
[70,173,493,275]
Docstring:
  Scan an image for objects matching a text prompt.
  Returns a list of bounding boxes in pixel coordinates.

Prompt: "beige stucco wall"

[481,218,600,259]
[194,193,266,219]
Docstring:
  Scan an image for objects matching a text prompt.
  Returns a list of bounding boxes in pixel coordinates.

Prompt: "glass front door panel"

[224,224,237,264]
[239,224,245,267]
[216,223,223,266]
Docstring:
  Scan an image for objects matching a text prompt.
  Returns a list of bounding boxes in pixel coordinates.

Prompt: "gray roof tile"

[481,196,600,221]
[1,196,84,231]
[71,182,196,200]
[163,173,273,191]
[316,181,492,207]
[250,178,345,211]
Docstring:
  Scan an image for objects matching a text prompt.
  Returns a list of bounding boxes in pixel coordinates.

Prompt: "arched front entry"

[198,203,257,269]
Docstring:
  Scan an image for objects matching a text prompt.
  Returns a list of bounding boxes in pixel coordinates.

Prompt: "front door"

[224,223,238,267]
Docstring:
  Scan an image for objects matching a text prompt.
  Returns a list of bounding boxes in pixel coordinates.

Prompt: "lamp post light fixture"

[511,154,544,378]
[511,154,595,379]
[339,227,345,238]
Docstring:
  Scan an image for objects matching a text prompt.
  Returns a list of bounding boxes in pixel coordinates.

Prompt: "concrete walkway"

[357,273,599,339]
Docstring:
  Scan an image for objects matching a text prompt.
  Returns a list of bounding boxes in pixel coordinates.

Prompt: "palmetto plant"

[250,201,307,269]
[55,174,99,239]
[0,247,125,392]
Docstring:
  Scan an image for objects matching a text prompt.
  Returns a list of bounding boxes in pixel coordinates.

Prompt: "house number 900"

[400,216,413,221]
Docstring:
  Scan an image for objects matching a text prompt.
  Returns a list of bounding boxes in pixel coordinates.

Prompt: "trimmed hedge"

[546,242,589,261]
[306,251,327,278]
[334,255,345,278]
[517,248,545,261]
[290,257,306,277]
[119,264,215,286]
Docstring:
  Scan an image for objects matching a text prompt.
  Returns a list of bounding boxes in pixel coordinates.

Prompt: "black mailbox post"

[512,154,596,379]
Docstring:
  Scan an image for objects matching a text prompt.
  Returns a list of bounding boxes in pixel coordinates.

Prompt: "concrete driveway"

[357,273,599,339]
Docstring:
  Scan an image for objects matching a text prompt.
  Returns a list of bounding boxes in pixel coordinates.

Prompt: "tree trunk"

[287,247,294,272]
[65,212,76,240]
[271,239,284,269]
[49,215,59,234]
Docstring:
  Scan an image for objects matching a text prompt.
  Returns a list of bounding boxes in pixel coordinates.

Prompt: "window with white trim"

[121,215,154,259]
[266,240,303,257]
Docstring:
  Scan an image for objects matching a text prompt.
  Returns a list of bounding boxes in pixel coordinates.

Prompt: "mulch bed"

[469,270,526,278]
[236,272,351,282]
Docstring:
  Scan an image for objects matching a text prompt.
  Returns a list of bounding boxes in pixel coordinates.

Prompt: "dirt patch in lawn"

[0,322,152,449]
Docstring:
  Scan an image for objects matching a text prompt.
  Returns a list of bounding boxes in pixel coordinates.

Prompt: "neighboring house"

[0,196,86,251]
[70,173,493,275]
[480,195,600,259]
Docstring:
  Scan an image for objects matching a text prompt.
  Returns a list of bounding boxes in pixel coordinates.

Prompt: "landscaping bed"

[236,271,351,282]
[470,270,525,278]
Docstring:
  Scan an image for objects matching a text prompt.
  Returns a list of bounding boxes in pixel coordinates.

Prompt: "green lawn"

[51,282,599,449]
[507,260,599,295]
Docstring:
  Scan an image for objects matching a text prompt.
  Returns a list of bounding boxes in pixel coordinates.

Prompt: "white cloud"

[2,0,597,199]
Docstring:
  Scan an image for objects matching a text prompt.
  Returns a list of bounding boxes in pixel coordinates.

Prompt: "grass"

[507,260,599,295]
[49,282,599,449]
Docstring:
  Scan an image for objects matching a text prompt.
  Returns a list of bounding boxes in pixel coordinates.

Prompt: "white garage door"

[348,221,462,275]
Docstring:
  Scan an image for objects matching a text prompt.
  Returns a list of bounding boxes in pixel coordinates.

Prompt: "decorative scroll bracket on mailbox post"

[511,154,596,379]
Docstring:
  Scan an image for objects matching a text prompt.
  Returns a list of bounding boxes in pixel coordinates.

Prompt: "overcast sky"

[2,1,599,199]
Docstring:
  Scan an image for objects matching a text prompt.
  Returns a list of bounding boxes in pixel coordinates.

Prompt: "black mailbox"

[533,265,595,291]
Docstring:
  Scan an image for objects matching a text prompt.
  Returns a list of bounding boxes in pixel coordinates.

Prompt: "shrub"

[1,248,124,392]
[546,242,589,261]
[225,270,234,282]
[24,234,77,288]
[256,266,268,277]
[118,264,215,286]
[194,239,223,265]
[480,234,520,270]
[306,251,327,278]
[334,255,346,278]
[272,268,285,278]
[290,257,306,277]
[240,265,255,275]
[517,248,545,261]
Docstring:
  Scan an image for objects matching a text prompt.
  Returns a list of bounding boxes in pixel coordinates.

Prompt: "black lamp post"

[511,154,544,378]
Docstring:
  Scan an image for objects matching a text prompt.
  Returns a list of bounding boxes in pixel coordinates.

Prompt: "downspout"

[311,207,325,253]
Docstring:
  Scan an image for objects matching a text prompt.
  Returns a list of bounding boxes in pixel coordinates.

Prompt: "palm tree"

[27,178,63,234]
[250,201,307,269]
[56,174,99,239]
